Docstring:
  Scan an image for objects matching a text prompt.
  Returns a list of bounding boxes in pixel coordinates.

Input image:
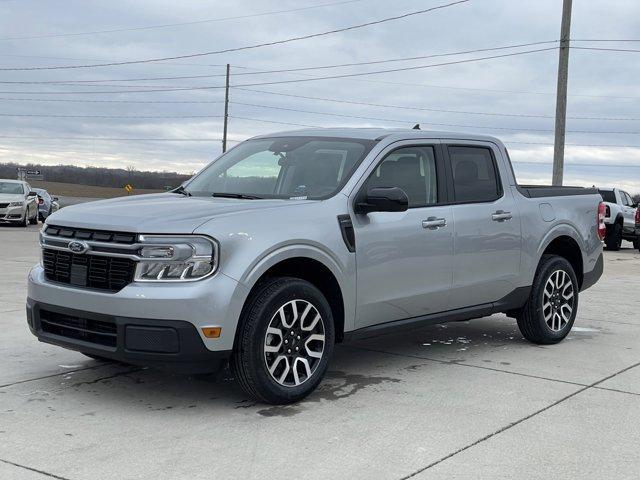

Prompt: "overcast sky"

[1,0,639,192]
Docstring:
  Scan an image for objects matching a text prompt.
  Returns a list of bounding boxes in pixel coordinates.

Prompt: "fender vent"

[337,214,356,253]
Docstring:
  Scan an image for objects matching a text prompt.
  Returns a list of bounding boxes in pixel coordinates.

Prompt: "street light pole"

[552,0,573,186]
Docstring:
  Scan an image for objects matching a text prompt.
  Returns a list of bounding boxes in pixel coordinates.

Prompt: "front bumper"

[27,264,250,366]
[27,299,231,374]
[0,205,25,222]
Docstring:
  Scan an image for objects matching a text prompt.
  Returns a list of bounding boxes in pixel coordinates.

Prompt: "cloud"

[0,0,639,193]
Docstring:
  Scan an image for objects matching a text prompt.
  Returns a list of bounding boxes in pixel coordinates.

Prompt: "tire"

[634,239,640,252]
[604,222,623,251]
[516,255,579,345]
[231,277,335,404]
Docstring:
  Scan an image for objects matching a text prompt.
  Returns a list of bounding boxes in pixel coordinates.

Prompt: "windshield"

[598,189,616,203]
[185,136,375,199]
[0,182,24,194]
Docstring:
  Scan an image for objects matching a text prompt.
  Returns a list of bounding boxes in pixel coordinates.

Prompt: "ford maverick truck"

[27,129,604,404]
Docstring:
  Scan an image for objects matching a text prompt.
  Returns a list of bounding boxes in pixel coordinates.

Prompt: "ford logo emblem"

[68,241,89,254]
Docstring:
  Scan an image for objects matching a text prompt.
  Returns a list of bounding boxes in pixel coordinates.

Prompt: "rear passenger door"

[443,143,521,309]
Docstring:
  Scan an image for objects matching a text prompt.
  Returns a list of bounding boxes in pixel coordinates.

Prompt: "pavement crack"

[0,458,72,480]
[0,363,116,389]
[347,345,587,388]
[67,367,144,388]
[397,360,640,479]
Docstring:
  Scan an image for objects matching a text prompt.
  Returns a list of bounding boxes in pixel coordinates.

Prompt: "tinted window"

[622,191,633,206]
[598,190,616,203]
[186,137,374,199]
[366,146,437,208]
[449,146,500,203]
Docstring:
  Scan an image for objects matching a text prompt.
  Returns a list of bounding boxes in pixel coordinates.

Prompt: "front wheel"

[232,277,334,404]
[517,255,579,345]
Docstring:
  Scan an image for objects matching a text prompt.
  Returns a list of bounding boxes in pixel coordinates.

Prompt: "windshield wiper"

[212,192,263,200]
[172,185,191,196]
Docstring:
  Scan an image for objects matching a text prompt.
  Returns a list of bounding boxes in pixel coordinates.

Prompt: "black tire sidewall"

[605,222,622,250]
[530,256,579,342]
[237,278,334,403]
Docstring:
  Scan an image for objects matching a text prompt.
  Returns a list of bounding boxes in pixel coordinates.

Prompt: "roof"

[250,127,502,144]
[0,178,25,184]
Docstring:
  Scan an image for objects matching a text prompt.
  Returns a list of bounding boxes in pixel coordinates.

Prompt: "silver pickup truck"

[27,128,604,404]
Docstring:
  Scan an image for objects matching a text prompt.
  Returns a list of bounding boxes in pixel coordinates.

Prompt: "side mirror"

[53,197,59,202]
[355,187,409,214]
[27,191,37,197]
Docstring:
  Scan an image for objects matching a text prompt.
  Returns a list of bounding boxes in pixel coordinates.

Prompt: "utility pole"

[552,0,572,186]
[222,63,230,153]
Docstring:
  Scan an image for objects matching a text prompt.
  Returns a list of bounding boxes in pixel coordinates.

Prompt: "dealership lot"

[1,224,639,480]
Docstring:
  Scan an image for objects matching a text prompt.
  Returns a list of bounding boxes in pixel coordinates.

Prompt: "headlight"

[134,235,218,282]
[8,202,24,207]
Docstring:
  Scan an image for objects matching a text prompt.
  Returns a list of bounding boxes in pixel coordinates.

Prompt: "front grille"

[45,225,136,244]
[0,202,9,209]
[43,248,135,292]
[40,309,117,347]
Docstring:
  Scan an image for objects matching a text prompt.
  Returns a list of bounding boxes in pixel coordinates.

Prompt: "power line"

[0,47,557,94]
[236,88,640,121]
[507,141,640,148]
[0,1,471,71]
[571,46,640,53]
[228,102,640,134]
[571,39,640,42]
[0,97,225,104]
[0,0,368,41]
[0,40,559,84]
[0,113,224,119]
[0,135,241,142]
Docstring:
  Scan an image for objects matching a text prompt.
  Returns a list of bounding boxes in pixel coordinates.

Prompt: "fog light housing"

[134,235,218,282]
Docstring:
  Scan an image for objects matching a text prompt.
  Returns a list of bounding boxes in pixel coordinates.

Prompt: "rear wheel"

[604,222,623,251]
[634,239,640,252]
[517,255,578,344]
[231,277,334,404]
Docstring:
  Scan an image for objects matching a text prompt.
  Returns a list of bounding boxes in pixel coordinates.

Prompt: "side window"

[623,192,633,206]
[365,146,437,208]
[449,146,501,203]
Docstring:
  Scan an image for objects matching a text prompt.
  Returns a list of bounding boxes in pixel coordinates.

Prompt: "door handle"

[492,210,513,222]
[422,217,447,230]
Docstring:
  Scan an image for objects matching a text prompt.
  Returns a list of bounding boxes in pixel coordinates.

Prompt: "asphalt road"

[1,224,639,479]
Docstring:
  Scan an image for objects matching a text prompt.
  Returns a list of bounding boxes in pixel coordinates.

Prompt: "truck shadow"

[24,314,600,415]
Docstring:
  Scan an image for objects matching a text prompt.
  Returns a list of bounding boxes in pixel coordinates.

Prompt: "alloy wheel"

[263,299,325,387]
[542,269,575,331]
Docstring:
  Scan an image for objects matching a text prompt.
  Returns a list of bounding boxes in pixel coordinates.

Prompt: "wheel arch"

[538,234,584,289]
[236,245,351,346]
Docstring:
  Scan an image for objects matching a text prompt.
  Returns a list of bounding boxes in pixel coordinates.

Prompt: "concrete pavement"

[0,224,638,479]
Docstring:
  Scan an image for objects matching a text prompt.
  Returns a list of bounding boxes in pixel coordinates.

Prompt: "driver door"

[351,142,454,329]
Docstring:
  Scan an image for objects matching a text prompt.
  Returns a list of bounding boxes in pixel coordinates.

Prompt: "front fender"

[233,241,357,335]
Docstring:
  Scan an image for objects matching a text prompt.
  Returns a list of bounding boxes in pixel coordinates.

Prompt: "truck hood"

[45,193,311,233]
[0,193,24,203]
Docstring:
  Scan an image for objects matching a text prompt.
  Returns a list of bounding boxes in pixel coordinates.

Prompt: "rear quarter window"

[598,190,616,203]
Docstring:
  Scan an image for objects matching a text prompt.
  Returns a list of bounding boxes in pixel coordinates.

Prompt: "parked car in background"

[597,187,639,250]
[31,188,60,221]
[28,129,604,404]
[0,179,39,227]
